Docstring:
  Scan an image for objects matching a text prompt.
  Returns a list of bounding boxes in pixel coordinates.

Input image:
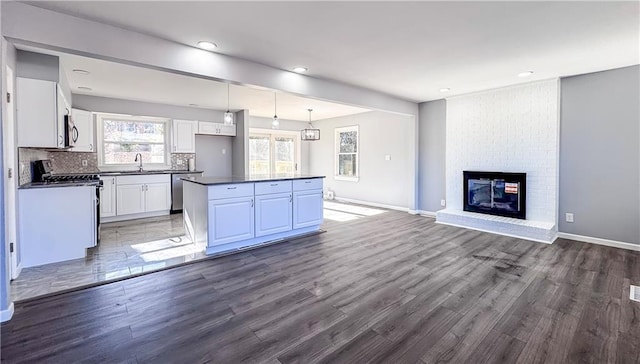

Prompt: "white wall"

[309,111,413,209]
[445,79,559,223]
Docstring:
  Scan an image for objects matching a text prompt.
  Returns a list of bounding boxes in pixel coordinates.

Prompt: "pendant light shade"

[301,109,320,141]
[223,83,234,125]
[272,93,279,129]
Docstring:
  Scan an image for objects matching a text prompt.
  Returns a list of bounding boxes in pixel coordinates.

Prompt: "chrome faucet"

[134,153,143,172]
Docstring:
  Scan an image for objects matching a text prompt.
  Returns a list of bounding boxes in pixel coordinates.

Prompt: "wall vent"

[631,285,640,302]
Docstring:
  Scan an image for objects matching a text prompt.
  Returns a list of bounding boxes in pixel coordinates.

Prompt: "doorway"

[4,65,19,279]
[249,128,300,175]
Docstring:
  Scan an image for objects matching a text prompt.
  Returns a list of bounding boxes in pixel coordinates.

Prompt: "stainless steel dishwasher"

[171,172,203,213]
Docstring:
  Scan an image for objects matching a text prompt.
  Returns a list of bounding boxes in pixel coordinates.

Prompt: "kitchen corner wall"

[309,111,413,209]
[418,99,447,213]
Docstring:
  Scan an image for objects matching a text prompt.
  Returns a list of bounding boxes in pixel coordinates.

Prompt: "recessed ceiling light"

[197,41,217,51]
[292,67,308,73]
[77,86,92,91]
[518,71,534,77]
[72,69,90,75]
[439,88,450,93]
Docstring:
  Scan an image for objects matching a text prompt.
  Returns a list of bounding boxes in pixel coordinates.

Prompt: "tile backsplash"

[18,148,195,184]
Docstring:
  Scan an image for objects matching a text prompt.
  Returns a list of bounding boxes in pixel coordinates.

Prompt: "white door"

[100,177,116,217]
[172,119,197,153]
[208,196,255,246]
[71,108,94,152]
[116,184,145,215]
[144,182,171,212]
[293,190,324,229]
[4,66,19,279]
[255,192,293,237]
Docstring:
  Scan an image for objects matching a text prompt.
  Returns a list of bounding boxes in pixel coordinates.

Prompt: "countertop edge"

[182,176,326,186]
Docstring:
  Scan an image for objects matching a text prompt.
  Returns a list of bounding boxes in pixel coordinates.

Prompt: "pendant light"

[223,83,233,125]
[301,109,320,141]
[272,93,279,129]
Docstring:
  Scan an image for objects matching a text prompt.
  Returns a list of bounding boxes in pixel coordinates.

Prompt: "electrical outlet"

[440,199,446,207]
[176,160,183,165]
[222,149,226,155]
[565,213,574,223]
[81,160,88,167]
[385,155,391,161]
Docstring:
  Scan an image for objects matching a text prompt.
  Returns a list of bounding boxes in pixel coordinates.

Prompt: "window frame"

[96,113,171,170]
[248,128,301,176]
[334,125,359,182]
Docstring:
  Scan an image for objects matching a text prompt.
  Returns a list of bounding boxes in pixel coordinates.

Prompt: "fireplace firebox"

[463,171,526,219]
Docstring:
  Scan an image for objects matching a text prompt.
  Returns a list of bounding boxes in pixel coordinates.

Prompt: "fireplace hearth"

[463,171,526,219]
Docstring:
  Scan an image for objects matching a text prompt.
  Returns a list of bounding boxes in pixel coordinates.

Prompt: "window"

[335,125,359,181]
[97,114,170,168]
[249,129,300,175]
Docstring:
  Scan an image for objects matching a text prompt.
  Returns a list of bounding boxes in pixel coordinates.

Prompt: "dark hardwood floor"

[2,205,639,363]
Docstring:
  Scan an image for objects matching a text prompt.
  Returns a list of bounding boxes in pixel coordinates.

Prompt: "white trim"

[436,220,557,244]
[416,210,437,217]
[333,197,408,212]
[334,125,359,180]
[557,232,640,252]
[1,302,14,322]
[13,262,23,280]
[101,210,169,223]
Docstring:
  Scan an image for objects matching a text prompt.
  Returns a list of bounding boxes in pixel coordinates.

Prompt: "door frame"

[249,128,301,174]
[4,65,20,279]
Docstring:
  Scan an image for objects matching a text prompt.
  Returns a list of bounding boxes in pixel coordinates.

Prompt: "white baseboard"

[416,210,437,218]
[557,232,640,252]
[1,302,14,322]
[436,220,557,244]
[332,197,409,213]
[12,262,23,280]
[101,210,169,223]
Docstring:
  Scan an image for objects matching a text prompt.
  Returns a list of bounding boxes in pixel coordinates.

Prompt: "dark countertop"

[181,174,325,186]
[19,181,101,190]
[99,170,203,176]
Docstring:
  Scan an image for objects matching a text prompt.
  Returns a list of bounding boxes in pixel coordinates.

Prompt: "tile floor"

[10,213,208,302]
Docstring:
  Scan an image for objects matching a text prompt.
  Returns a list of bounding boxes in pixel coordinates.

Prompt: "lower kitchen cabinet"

[145,182,171,212]
[255,192,293,237]
[116,184,146,215]
[208,196,255,246]
[293,190,324,229]
[100,176,116,217]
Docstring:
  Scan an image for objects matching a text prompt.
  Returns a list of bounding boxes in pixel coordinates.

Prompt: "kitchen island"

[182,175,325,255]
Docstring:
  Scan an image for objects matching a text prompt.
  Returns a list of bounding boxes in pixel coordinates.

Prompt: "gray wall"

[559,65,640,245]
[249,116,310,175]
[232,110,249,176]
[418,99,446,213]
[72,94,225,122]
[16,50,71,102]
[309,111,413,208]
[195,134,232,177]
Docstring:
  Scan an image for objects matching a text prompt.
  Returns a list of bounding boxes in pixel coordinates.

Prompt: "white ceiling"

[21,47,370,121]
[25,1,640,102]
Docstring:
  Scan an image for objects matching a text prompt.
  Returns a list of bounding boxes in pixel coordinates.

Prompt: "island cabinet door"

[208,196,255,246]
[292,190,324,229]
[255,192,293,237]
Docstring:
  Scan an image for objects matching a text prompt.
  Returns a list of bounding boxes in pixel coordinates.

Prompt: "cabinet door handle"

[251,199,254,207]
[59,135,63,145]
[112,179,115,185]
[305,181,312,184]
[290,194,292,203]
[89,143,93,151]
[227,187,237,190]
[270,183,278,187]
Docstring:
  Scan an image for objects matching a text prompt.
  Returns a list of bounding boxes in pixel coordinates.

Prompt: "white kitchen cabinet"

[145,182,171,212]
[16,77,67,148]
[172,119,197,153]
[71,108,95,152]
[292,178,324,229]
[208,196,255,246]
[198,121,236,137]
[115,174,171,216]
[255,192,293,237]
[116,184,146,215]
[100,176,116,218]
[19,186,96,267]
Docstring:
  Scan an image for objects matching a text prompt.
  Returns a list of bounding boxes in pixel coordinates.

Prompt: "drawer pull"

[270,183,278,186]
[227,187,237,190]
[305,181,312,184]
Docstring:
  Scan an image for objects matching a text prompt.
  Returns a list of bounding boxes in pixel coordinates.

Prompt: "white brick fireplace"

[436,79,559,243]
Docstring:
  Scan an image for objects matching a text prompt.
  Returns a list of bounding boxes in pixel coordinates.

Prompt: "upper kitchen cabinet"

[172,119,197,153]
[71,108,95,152]
[16,78,68,148]
[198,121,236,137]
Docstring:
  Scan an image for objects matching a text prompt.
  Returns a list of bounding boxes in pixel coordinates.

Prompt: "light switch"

[177,160,183,165]
[81,160,88,167]
[222,149,226,154]
[441,199,446,207]
[385,155,391,161]
[565,213,574,223]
